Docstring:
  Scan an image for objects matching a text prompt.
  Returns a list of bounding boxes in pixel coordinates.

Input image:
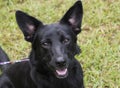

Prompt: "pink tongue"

[56,68,67,76]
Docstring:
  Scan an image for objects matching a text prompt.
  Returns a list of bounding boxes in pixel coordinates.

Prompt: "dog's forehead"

[37,23,72,38]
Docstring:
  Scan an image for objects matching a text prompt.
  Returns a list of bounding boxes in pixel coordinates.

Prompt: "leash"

[0,59,29,65]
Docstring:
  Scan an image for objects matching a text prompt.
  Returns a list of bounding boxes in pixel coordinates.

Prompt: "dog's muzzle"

[54,57,68,79]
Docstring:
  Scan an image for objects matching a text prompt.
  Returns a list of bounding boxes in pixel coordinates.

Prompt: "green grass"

[0,0,120,87]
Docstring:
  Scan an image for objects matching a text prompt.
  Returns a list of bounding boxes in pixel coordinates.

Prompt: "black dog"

[0,1,84,88]
[0,47,10,71]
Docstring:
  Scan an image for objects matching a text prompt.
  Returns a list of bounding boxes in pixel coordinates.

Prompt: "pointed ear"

[60,1,83,35]
[15,10,43,42]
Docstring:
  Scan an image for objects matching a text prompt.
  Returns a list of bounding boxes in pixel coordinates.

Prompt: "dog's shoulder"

[5,61,31,77]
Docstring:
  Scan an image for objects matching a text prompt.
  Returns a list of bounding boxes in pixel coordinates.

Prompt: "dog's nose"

[55,57,66,67]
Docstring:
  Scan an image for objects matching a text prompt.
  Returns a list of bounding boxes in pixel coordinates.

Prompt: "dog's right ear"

[16,10,43,42]
[60,1,83,35]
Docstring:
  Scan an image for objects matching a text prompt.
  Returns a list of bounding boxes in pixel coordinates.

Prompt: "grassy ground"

[0,0,120,87]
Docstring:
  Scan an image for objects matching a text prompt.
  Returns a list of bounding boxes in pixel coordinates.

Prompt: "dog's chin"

[55,68,68,79]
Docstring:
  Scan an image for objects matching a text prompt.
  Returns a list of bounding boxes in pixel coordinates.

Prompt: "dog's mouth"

[55,68,68,79]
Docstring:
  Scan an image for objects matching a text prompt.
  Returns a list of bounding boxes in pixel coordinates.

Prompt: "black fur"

[0,1,84,88]
[0,47,10,71]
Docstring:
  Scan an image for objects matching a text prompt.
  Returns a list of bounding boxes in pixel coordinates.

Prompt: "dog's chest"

[39,78,78,88]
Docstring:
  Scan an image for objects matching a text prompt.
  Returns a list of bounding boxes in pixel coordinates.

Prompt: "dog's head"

[16,1,83,79]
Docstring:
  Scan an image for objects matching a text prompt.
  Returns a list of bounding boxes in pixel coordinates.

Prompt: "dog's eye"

[63,38,70,44]
[41,42,50,48]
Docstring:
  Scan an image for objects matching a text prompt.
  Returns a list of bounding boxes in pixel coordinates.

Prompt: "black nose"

[55,57,66,67]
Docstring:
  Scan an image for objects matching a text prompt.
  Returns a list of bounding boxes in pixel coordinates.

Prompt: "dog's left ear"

[60,1,83,35]
[16,10,43,42]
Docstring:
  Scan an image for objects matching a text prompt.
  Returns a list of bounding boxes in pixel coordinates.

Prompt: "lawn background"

[0,0,120,88]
